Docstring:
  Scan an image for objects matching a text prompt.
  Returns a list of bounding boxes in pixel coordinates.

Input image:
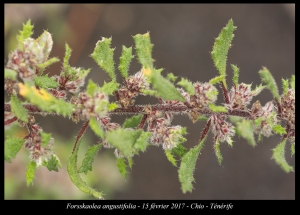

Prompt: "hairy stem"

[199,118,211,143]
[72,121,89,154]
[5,103,252,118]
[4,116,18,126]
[220,82,230,104]
[137,114,148,129]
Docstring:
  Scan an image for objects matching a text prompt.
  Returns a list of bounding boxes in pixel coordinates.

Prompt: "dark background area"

[5,4,295,200]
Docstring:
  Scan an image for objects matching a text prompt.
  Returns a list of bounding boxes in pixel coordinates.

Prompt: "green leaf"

[99,81,119,95]
[10,95,29,122]
[177,78,195,95]
[178,136,206,193]
[18,83,74,117]
[226,137,233,147]
[108,103,118,111]
[63,43,72,69]
[290,75,295,90]
[266,112,277,127]
[86,80,98,96]
[291,143,295,157]
[35,30,53,60]
[236,120,256,147]
[198,115,208,121]
[272,125,287,135]
[118,46,134,78]
[26,161,36,186]
[67,138,104,199]
[78,144,102,174]
[106,129,143,157]
[91,37,116,81]
[5,137,25,163]
[41,132,51,147]
[214,139,223,165]
[209,75,226,85]
[17,20,34,50]
[44,154,62,172]
[133,32,154,69]
[165,150,177,167]
[133,131,151,153]
[123,114,143,128]
[116,158,128,179]
[61,66,91,83]
[5,69,17,80]
[206,87,219,100]
[127,157,134,169]
[140,89,157,96]
[166,73,178,83]
[252,84,266,96]
[211,19,236,87]
[258,133,263,143]
[272,139,294,173]
[231,64,239,86]
[145,69,185,102]
[37,57,60,71]
[34,75,59,89]
[282,78,289,96]
[208,103,228,113]
[229,116,243,123]
[89,117,104,139]
[172,142,187,158]
[254,117,263,128]
[259,67,280,100]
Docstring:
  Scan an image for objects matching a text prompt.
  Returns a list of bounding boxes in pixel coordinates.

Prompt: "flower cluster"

[184,82,218,122]
[117,71,150,107]
[72,91,109,122]
[23,116,54,166]
[54,67,89,94]
[280,88,295,142]
[97,115,120,149]
[210,114,235,145]
[146,107,186,150]
[226,83,253,110]
[190,82,218,108]
[6,31,53,81]
[251,101,277,137]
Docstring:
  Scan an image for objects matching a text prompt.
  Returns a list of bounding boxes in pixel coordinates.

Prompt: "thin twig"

[199,118,211,143]
[4,116,17,126]
[275,98,282,117]
[137,114,148,129]
[72,121,89,154]
[220,82,230,104]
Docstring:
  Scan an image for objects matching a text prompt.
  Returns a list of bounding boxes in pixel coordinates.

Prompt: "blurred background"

[5,4,295,200]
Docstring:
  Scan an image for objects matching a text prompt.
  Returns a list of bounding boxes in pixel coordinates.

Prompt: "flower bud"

[252,101,277,137]
[162,126,185,150]
[6,31,53,81]
[210,115,235,144]
[75,91,109,120]
[227,83,253,110]
[190,82,218,108]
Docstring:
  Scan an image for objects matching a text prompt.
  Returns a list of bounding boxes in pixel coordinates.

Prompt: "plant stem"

[4,116,17,126]
[72,121,89,154]
[5,103,252,118]
[137,114,148,129]
[220,82,230,104]
[199,118,211,143]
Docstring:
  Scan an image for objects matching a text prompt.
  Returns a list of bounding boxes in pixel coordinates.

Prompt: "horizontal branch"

[5,102,252,119]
